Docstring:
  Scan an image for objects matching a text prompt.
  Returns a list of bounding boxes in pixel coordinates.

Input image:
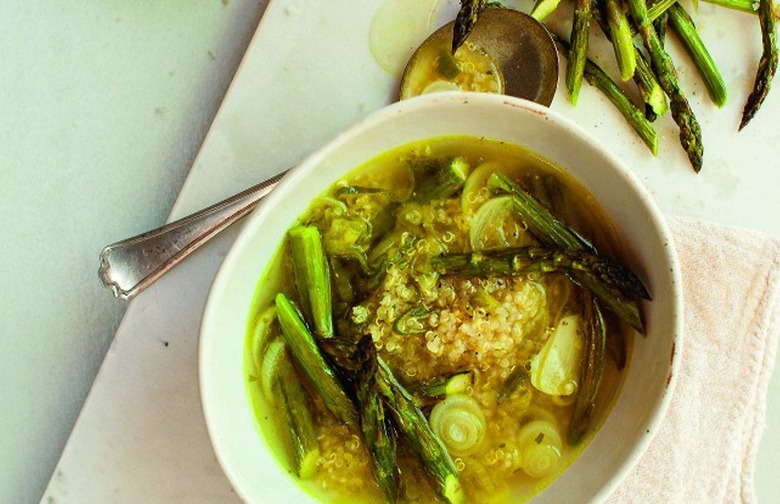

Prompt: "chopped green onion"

[251,306,278,371]
[438,49,462,79]
[517,420,563,478]
[393,306,431,335]
[429,394,487,456]
[261,339,286,403]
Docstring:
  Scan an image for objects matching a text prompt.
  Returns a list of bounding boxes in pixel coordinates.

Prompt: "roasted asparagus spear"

[376,358,465,504]
[668,3,728,107]
[275,293,357,429]
[739,0,778,129]
[276,348,321,478]
[432,245,648,332]
[354,336,399,503]
[288,226,334,339]
[554,35,659,154]
[568,293,607,444]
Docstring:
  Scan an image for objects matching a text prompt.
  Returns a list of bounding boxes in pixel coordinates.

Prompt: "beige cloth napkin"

[608,217,780,503]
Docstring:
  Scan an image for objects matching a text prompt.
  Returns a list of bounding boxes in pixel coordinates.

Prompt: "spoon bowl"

[400,8,559,105]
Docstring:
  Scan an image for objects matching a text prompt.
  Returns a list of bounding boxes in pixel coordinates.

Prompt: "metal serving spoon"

[98,9,558,300]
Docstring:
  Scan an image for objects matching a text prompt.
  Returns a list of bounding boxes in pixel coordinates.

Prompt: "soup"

[244,136,647,503]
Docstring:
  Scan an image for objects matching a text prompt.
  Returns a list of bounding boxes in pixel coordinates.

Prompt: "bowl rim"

[199,91,684,503]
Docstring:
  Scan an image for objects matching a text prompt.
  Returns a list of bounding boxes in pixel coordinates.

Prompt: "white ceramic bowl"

[200,92,683,503]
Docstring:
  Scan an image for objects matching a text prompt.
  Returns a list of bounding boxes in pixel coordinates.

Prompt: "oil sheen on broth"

[245,136,633,503]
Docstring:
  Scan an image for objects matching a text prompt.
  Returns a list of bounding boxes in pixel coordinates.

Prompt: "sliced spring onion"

[261,339,287,403]
[323,218,370,255]
[393,306,431,335]
[422,80,462,94]
[516,420,563,479]
[474,287,501,310]
[251,306,278,372]
[469,195,534,252]
[429,394,487,456]
[437,49,462,79]
[461,161,527,218]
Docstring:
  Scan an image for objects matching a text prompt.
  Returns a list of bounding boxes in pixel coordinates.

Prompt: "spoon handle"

[98,170,288,300]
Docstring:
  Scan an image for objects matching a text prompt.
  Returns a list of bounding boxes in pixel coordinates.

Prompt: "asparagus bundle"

[627,0,705,172]
[452,0,777,172]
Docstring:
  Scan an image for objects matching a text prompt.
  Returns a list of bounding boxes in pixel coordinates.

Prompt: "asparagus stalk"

[431,247,646,332]
[432,246,650,300]
[635,49,669,118]
[570,270,644,334]
[739,0,778,129]
[592,8,669,117]
[487,173,595,252]
[452,0,485,53]
[604,0,637,80]
[647,0,677,22]
[276,350,321,479]
[627,0,704,172]
[568,293,607,445]
[376,358,465,504]
[703,0,780,19]
[532,0,564,20]
[654,10,669,48]
[354,336,399,503]
[567,0,593,104]
[554,36,659,154]
[413,157,470,203]
[605,312,628,369]
[288,226,334,339]
[275,293,357,429]
[668,3,729,107]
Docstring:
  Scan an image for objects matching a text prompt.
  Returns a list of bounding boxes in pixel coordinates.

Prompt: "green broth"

[245,136,633,503]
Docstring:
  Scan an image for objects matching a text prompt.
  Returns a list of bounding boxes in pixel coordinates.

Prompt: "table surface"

[4,0,778,502]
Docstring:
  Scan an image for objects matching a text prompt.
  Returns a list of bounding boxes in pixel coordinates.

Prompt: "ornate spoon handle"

[98,170,288,300]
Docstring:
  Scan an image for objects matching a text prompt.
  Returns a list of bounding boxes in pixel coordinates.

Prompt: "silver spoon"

[99,9,558,299]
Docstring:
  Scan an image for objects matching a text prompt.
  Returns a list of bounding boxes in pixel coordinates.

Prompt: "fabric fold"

[608,216,780,503]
